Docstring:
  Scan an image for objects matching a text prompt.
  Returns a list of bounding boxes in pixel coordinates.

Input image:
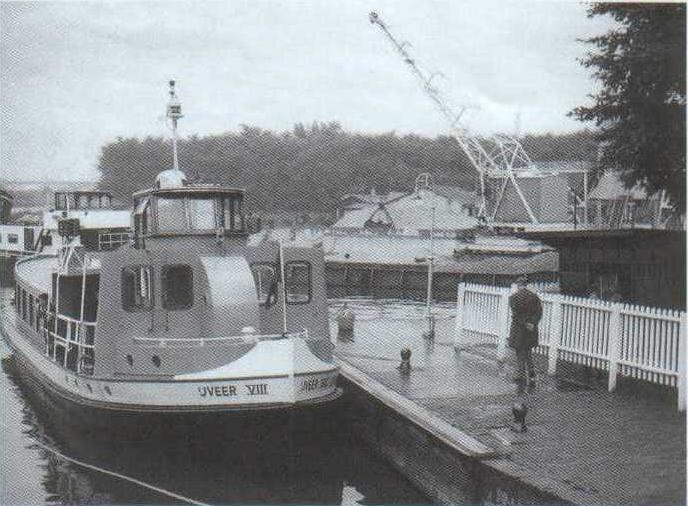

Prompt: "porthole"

[104,386,111,395]
[126,354,134,366]
[152,355,161,367]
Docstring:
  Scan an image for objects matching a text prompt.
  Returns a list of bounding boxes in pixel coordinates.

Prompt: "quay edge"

[338,360,607,506]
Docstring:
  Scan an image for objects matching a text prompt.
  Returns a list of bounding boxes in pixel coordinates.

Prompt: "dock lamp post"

[423,205,436,340]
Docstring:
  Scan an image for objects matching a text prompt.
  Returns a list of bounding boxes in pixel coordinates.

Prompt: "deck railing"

[43,313,97,375]
[455,282,686,411]
[98,231,131,250]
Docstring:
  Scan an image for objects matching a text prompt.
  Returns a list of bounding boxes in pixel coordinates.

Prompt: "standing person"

[509,275,542,392]
[508,275,542,433]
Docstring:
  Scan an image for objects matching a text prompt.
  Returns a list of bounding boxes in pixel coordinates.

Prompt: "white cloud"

[0,0,616,181]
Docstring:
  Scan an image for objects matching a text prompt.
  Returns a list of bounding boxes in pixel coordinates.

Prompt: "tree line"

[97,124,598,213]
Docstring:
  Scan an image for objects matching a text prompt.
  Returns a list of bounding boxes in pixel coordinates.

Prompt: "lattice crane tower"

[368,11,542,224]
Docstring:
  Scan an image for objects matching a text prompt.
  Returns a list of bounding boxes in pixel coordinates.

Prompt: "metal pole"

[54,270,60,334]
[425,206,436,339]
[279,239,288,334]
[172,118,179,171]
[583,171,589,226]
[80,255,87,323]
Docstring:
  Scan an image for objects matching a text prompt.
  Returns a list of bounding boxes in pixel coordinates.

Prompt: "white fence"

[455,282,686,411]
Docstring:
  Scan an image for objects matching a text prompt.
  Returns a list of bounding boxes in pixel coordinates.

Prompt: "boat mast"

[167,80,184,171]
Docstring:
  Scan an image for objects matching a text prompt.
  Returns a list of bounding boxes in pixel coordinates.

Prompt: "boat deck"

[330,301,686,505]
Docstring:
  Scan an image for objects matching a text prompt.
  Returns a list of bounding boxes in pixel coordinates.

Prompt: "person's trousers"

[513,347,535,394]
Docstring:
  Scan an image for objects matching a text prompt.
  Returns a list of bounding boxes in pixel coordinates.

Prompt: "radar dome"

[155,169,188,189]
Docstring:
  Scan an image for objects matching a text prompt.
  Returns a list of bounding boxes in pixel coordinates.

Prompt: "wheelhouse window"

[222,196,245,232]
[251,263,276,304]
[8,234,18,244]
[29,295,34,328]
[188,197,216,230]
[54,193,77,211]
[286,261,311,304]
[21,289,27,321]
[121,266,153,311]
[162,264,193,310]
[157,196,187,233]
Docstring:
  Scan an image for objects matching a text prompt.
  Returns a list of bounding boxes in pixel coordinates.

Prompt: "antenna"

[368,12,540,223]
[166,80,184,171]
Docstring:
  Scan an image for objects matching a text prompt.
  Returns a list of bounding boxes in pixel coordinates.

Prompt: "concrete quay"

[331,300,686,505]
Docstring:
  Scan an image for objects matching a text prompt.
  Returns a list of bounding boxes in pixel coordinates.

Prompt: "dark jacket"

[508,287,543,350]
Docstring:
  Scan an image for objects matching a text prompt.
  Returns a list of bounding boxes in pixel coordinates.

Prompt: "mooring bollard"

[337,303,355,341]
[511,401,528,433]
[398,347,412,374]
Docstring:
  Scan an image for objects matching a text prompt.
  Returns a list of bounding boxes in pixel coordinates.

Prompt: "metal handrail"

[132,329,311,347]
[99,231,131,250]
[41,312,97,375]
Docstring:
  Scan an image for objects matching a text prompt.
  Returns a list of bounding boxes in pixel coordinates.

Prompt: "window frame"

[155,195,189,234]
[250,262,278,306]
[187,196,218,231]
[285,261,312,305]
[161,264,194,311]
[21,289,27,321]
[121,265,154,312]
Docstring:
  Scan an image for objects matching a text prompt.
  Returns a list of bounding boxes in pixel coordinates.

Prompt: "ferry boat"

[1,81,340,413]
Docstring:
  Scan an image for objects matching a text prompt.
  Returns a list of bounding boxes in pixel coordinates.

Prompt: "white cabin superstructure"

[2,82,340,413]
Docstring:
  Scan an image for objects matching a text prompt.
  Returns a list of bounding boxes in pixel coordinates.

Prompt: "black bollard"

[336,304,355,341]
[511,401,528,433]
[398,347,412,375]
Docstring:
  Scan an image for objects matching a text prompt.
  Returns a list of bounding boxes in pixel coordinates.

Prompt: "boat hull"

[2,316,341,414]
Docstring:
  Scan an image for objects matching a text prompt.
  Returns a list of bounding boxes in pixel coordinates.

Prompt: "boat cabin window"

[221,196,244,232]
[21,289,27,321]
[162,264,193,310]
[133,197,151,237]
[55,192,112,211]
[29,295,34,327]
[157,196,187,233]
[188,197,216,230]
[122,266,153,311]
[8,234,18,244]
[286,261,311,304]
[251,263,276,304]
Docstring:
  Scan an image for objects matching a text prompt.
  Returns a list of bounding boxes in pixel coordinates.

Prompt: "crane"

[368,11,541,223]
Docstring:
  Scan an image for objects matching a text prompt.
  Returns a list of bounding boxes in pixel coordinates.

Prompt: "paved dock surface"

[330,300,686,506]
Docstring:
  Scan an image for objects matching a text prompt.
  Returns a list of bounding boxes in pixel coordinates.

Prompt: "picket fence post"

[548,295,563,375]
[496,284,515,362]
[454,283,466,350]
[607,302,623,392]
[677,312,686,412]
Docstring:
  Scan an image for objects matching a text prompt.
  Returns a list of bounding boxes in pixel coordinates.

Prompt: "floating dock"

[331,301,686,505]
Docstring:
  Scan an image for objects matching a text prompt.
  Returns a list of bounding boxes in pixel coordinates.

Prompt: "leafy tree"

[97,126,598,214]
[570,3,686,209]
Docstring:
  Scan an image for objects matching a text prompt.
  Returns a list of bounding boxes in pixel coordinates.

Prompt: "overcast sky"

[0,0,615,182]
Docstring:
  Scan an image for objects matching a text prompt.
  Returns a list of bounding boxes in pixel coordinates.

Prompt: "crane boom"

[368,11,540,223]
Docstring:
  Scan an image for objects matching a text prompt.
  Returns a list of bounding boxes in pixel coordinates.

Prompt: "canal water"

[0,286,432,506]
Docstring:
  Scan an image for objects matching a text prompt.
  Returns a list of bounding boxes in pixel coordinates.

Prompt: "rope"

[31,439,211,506]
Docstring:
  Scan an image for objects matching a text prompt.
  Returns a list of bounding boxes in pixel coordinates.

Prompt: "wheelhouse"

[53,191,114,211]
[132,170,247,243]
